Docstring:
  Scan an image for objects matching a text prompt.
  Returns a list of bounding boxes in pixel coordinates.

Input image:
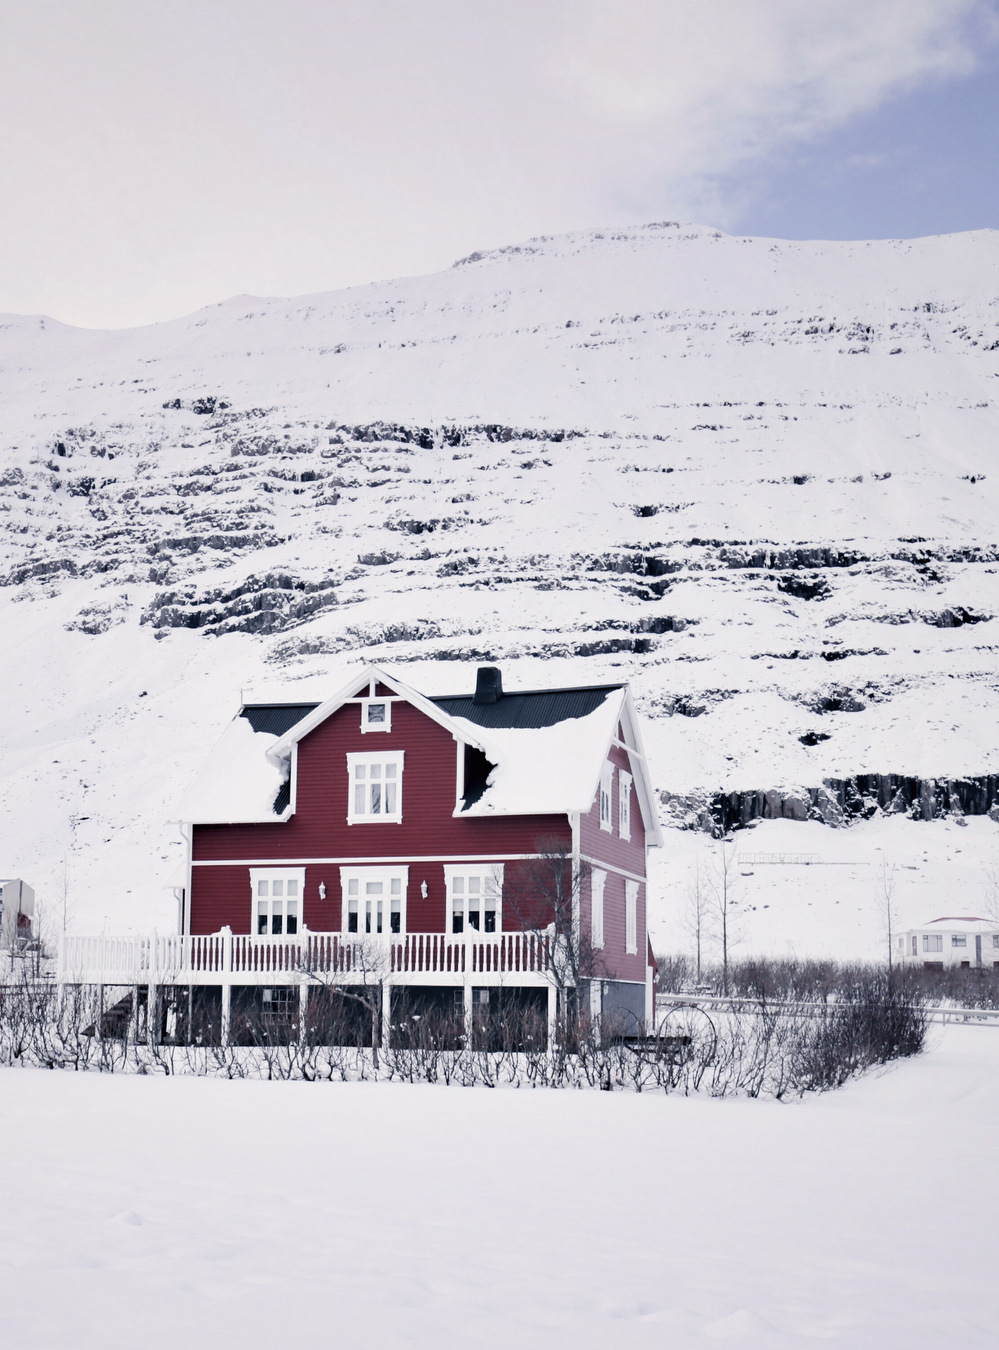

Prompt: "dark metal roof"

[432,684,622,729]
[240,703,319,736]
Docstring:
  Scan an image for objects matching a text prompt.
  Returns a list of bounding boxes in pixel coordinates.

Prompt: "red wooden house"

[60,665,661,1043]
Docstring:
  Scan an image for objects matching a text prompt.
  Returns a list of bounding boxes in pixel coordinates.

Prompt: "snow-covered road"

[0,1026,995,1348]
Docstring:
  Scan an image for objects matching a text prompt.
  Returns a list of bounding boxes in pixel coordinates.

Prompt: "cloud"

[0,0,993,325]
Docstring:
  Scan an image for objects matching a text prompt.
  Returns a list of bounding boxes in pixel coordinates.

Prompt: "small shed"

[0,878,35,950]
[897,916,999,969]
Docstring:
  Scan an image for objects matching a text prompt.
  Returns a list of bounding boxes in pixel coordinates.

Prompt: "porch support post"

[148,931,159,1047]
[298,979,309,1044]
[220,926,233,1045]
[381,981,391,1052]
[546,983,558,1051]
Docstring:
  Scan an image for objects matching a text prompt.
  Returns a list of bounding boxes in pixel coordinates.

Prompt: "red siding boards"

[190,699,571,935]
[578,742,649,984]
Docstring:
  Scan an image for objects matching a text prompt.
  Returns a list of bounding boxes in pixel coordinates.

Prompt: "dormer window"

[361,699,391,732]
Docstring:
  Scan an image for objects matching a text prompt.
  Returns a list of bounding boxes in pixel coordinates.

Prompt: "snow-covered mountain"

[2,220,999,938]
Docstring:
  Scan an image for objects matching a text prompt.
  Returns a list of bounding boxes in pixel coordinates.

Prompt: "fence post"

[220,926,232,1045]
[148,930,159,1046]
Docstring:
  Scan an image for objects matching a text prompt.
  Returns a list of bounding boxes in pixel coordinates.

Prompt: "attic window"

[618,770,632,840]
[361,700,391,733]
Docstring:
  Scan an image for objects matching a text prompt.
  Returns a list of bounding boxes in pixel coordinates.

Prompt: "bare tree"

[873,854,899,970]
[298,934,389,1067]
[983,856,999,926]
[683,859,711,983]
[706,840,740,995]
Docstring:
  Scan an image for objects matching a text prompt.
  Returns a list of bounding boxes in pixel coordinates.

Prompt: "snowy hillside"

[2,220,999,944]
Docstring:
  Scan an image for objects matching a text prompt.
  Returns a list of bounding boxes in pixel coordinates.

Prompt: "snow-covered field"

[1,1026,996,1348]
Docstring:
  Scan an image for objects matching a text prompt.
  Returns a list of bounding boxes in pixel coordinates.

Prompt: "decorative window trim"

[599,763,614,833]
[445,864,504,935]
[360,699,391,733]
[591,869,606,950]
[618,770,632,841]
[625,879,639,955]
[346,750,405,824]
[249,867,306,936]
[339,865,409,936]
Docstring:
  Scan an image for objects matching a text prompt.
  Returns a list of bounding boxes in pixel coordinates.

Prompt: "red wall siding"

[190,699,571,935]
[579,741,649,984]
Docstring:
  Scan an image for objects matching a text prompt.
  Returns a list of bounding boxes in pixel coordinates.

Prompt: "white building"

[897,916,999,969]
[0,878,35,950]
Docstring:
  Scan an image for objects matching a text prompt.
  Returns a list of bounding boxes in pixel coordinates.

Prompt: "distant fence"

[737,853,863,866]
[657,992,999,1028]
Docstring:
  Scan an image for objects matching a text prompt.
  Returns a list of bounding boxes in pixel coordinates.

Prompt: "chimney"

[473,665,503,705]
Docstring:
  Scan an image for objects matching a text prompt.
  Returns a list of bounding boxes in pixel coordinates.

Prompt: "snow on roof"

[922,916,996,928]
[176,716,287,824]
[450,688,625,818]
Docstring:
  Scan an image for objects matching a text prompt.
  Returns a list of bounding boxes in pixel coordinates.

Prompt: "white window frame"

[590,869,605,950]
[618,770,632,840]
[360,698,392,733]
[923,934,943,953]
[599,763,614,833]
[445,864,504,935]
[625,879,638,955]
[951,934,967,947]
[346,750,405,824]
[339,865,409,936]
[249,867,306,937]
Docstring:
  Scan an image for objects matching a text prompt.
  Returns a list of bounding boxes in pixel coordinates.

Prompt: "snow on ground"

[651,815,999,962]
[1,1026,997,1349]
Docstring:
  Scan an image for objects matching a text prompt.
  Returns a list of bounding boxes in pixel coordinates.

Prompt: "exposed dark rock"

[142,572,339,636]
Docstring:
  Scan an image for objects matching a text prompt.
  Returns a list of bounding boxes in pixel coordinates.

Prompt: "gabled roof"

[433,684,619,729]
[176,665,662,843]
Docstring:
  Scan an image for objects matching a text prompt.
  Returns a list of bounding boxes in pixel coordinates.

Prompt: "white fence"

[58,927,554,988]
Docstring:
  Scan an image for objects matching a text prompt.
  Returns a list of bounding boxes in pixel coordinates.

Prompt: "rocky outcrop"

[666,774,999,834]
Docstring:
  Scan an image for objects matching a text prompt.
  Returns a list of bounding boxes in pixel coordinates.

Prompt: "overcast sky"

[1,0,997,328]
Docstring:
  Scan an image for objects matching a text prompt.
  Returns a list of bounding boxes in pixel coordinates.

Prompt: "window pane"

[390,878,402,895]
[469,877,480,894]
[348,879,359,896]
[286,911,298,935]
[354,784,366,815]
[286,880,298,898]
[286,900,298,919]
[385,763,397,779]
[366,882,383,895]
[370,764,382,780]
[257,880,269,897]
[484,912,496,933]
[367,703,386,723]
[371,783,382,813]
[355,764,366,780]
[468,910,480,930]
[385,782,397,813]
[453,877,465,895]
[390,911,400,934]
[272,880,284,897]
[452,913,464,933]
[272,914,283,935]
[257,910,268,935]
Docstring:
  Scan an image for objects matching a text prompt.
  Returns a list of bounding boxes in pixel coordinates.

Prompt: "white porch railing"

[57,928,554,987]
